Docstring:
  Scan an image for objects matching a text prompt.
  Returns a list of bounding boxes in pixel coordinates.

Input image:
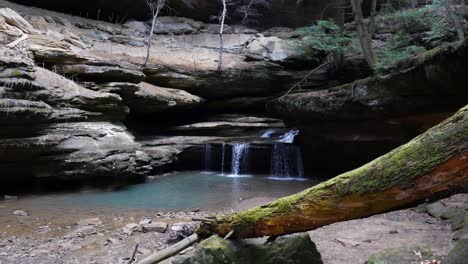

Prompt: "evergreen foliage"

[298,20,357,55]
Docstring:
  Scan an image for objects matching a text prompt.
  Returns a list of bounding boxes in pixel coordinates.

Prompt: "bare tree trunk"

[350,0,377,68]
[217,0,227,72]
[444,0,465,42]
[144,14,158,67]
[368,0,378,35]
[198,105,468,238]
[143,0,164,67]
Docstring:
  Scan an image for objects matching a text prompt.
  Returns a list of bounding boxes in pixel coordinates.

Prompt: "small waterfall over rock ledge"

[231,143,250,176]
[202,129,305,178]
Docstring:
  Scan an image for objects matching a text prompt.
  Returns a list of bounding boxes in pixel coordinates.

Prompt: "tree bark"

[444,0,465,42]
[368,0,378,36]
[143,14,157,67]
[350,0,377,68]
[198,105,468,239]
[217,0,227,72]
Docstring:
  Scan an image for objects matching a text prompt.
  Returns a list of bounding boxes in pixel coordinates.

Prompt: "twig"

[137,233,199,264]
[280,61,331,98]
[127,244,139,264]
[224,230,234,240]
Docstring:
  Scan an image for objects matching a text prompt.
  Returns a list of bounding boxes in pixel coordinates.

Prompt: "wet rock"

[173,233,323,264]
[12,210,29,216]
[142,222,168,233]
[365,245,435,264]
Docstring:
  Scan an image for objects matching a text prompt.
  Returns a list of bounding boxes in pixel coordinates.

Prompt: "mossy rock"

[426,201,450,218]
[173,233,323,264]
[444,240,468,264]
[245,233,323,264]
[453,227,468,241]
[365,245,435,264]
[172,235,241,264]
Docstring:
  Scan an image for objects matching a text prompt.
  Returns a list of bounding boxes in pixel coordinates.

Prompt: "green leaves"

[298,20,356,55]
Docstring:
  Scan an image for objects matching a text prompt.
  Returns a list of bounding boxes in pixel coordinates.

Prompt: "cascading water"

[231,143,250,176]
[201,129,304,178]
[278,129,300,143]
[203,144,213,172]
[270,130,305,178]
[270,144,304,178]
[220,143,226,174]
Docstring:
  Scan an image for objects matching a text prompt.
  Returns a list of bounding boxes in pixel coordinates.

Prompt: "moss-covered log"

[198,105,468,238]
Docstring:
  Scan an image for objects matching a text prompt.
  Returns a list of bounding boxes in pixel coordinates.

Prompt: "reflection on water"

[3,172,317,210]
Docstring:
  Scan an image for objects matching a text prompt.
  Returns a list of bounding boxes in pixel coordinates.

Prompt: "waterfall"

[271,129,304,178]
[271,144,304,178]
[278,130,300,143]
[221,143,226,174]
[203,144,213,172]
[231,143,250,175]
[295,146,305,177]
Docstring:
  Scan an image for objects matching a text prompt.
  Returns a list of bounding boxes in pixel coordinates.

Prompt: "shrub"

[298,20,357,56]
[376,31,427,73]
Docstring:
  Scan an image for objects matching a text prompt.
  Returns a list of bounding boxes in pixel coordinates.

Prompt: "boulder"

[142,222,168,233]
[443,239,468,264]
[173,233,323,264]
[124,82,204,114]
[245,36,314,64]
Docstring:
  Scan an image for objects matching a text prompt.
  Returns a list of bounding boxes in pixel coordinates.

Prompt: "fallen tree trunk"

[137,234,198,264]
[198,105,468,238]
